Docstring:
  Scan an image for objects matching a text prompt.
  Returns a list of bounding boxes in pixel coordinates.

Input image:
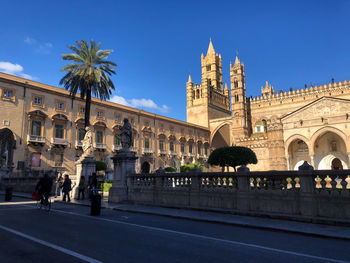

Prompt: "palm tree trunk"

[84,86,91,127]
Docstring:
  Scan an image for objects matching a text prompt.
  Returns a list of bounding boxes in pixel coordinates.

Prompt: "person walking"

[62,173,72,202]
[55,173,62,197]
[77,176,86,200]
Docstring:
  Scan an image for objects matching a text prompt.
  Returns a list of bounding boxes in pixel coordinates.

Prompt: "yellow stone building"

[186,40,350,171]
[0,73,210,177]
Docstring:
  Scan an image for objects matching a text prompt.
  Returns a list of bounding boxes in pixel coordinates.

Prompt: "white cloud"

[0,61,35,80]
[110,95,169,113]
[24,36,53,54]
[24,37,36,44]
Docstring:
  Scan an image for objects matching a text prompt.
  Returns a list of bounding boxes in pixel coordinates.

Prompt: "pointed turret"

[187,74,192,83]
[206,38,215,56]
[234,55,240,65]
[224,83,228,91]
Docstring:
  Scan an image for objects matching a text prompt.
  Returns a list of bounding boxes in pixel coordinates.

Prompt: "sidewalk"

[2,191,350,240]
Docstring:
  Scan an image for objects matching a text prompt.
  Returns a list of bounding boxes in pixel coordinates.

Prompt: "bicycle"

[36,194,52,212]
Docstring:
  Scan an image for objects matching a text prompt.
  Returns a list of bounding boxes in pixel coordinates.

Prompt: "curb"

[5,193,350,241]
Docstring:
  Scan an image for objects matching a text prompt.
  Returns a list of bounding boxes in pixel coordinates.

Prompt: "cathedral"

[186,40,350,171]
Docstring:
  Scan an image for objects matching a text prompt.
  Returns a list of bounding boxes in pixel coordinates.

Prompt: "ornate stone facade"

[187,40,350,171]
[0,72,210,178]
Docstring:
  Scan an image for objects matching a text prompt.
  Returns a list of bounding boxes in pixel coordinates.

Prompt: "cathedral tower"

[230,55,249,139]
[186,40,231,128]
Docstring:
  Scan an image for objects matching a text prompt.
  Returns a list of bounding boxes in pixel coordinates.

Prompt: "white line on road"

[0,224,103,263]
[46,207,347,263]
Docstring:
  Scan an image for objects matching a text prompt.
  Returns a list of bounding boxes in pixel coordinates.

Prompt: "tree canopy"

[208,146,257,171]
[60,40,117,127]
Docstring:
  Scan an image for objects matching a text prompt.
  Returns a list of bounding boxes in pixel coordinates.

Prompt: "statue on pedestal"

[81,126,93,159]
[120,118,132,151]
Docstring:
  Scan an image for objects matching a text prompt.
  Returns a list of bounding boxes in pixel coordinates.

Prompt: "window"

[144,137,149,149]
[31,153,41,167]
[34,96,42,106]
[181,143,185,153]
[31,120,42,136]
[79,106,85,114]
[198,145,201,155]
[115,115,120,122]
[96,131,103,144]
[159,140,164,151]
[56,102,64,110]
[114,134,121,145]
[206,65,211,71]
[189,144,193,154]
[3,90,12,98]
[54,124,64,138]
[78,128,85,141]
[97,111,103,118]
[130,118,134,124]
[54,154,63,167]
[234,81,238,88]
[204,147,208,156]
[169,141,174,152]
[145,121,149,127]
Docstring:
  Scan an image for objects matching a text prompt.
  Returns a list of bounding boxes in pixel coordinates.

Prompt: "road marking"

[0,224,102,263]
[0,201,37,205]
[45,207,346,263]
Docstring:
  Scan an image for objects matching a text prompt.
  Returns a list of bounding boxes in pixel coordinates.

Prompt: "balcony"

[188,153,195,158]
[93,143,107,150]
[75,140,82,148]
[158,149,167,155]
[112,144,122,151]
[197,154,206,159]
[142,148,153,154]
[169,151,177,157]
[180,152,187,157]
[51,138,68,146]
[27,135,46,144]
[130,147,137,152]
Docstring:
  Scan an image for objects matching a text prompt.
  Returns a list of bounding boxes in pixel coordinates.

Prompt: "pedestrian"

[62,172,72,202]
[55,172,62,197]
[77,176,86,200]
[88,173,98,198]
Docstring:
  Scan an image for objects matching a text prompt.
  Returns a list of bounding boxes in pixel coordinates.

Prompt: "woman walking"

[62,173,72,202]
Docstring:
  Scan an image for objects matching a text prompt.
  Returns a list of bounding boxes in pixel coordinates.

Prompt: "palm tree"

[60,40,116,127]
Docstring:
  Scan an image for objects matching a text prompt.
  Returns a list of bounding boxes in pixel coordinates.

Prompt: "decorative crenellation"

[250,80,350,105]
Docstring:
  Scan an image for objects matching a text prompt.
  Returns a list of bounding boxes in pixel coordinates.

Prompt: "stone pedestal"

[74,156,96,199]
[108,150,137,203]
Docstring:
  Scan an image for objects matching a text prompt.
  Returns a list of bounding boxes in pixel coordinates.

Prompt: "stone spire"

[234,55,240,65]
[206,38,215,56]
[188,74,192,83]
[224,83,228,91]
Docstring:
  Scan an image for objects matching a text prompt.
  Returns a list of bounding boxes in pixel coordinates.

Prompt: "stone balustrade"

[127,168,350,220]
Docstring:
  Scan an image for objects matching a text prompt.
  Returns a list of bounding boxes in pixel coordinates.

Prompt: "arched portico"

[0,128,16,169]
[211,123,231,149]
[312,130,348,170]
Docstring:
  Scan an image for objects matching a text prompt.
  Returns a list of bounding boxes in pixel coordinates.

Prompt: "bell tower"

[230,55,249,139]
[186,40,231,128]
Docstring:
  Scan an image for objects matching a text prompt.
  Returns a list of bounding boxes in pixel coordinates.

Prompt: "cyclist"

[35,173,53,205]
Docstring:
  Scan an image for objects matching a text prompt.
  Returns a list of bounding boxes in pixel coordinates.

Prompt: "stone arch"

[141,161,150,174]
[310,126,348,155]
[211,123,231,149]
[285,134,310,156]
[287,137,310,171]
[51,113,68,121]
[0,128,16,169]
[210,122,231,143]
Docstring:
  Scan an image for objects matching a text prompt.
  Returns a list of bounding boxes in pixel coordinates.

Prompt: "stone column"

[310,155,315,168]
[108,150,137,203]
[74,156,96,199]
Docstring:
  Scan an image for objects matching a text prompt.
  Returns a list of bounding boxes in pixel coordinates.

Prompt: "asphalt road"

[0,197,349,263]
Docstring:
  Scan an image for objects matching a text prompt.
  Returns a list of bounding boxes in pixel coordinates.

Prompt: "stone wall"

[127,169,350,221]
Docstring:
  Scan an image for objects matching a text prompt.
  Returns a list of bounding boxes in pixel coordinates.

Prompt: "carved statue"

[81,126,93,158]
[120,118,132,150]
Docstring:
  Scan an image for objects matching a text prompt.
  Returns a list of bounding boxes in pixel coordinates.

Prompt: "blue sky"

[1,0,349,121]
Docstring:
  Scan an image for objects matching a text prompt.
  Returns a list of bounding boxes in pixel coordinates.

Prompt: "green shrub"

[164,167,176,172]
[180,162,203,172]
[208,146,257,171]
[96,161,107,171]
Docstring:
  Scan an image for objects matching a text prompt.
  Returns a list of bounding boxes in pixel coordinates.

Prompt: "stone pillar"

[310,155,315,168]
[74,156,96,199]
[108,150,137,203]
